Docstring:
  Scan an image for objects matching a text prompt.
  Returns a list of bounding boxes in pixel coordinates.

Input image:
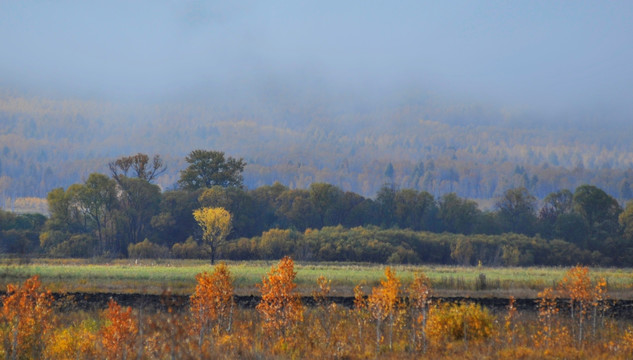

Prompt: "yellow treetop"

[193,207,232,264]
[368,266,401,322]
[193,207,232,244]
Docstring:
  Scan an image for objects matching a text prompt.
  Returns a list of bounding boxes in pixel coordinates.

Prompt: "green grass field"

[1,258,632,298]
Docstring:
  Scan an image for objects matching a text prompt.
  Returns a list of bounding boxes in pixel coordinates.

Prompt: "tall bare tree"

[109,153,166,183]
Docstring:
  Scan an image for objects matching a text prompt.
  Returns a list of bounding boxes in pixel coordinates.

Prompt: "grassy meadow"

[2,259,633,358]
[1,258,633,298]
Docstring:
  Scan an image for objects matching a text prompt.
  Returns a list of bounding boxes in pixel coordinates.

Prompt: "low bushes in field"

[121,225,604,267]
[128,239,170,259]
[0,263,630,359]
[425,302,495,344]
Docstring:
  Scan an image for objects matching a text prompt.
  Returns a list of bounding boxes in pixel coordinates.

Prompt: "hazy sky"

[2,1,632,119]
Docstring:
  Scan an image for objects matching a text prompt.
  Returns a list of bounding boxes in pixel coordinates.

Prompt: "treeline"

[0,210,46,254]
[3,150,633,266]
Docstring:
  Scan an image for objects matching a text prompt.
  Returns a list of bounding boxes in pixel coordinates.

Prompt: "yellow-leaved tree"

[368,267,401,351]
[192,207,232,264]
[558,265,609,345]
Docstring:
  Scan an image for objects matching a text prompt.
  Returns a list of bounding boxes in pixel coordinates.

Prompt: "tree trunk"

[388,312,394,350]
[210,243,216,265]
[375,318,381,352]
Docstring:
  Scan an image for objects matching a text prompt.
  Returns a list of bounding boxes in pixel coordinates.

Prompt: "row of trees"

[0,209,45,254]
[5,150,633,266]
[32,151,241,257]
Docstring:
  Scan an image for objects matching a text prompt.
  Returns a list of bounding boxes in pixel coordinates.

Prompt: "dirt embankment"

[30,292,633,319]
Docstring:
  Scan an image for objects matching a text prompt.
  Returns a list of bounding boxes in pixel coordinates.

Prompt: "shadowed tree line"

[3,150,633,266]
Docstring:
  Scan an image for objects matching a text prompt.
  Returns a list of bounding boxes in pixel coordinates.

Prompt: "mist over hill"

[1,2,633,207]
[2,87,633,207]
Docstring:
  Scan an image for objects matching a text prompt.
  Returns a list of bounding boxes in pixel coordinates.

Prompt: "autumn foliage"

[192,206,232,264]
[100,299,138,360]
[256,256,303,338]
[408,271,432,352]
[425,301,495,344]
[4,265,633,359]
[556,265,611,346]
[367,266,401,349]
[190,262,235,345]
[44,320,98,360]
[0,275,53,359]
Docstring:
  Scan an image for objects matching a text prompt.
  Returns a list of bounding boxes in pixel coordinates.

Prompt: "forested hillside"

[2,90,633,206]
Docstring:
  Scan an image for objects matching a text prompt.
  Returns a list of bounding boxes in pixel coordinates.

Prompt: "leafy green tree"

[0,211,44,256]
[393,189,437,231]
[150,189,201,248]
[41,187,80,256]
[249,182,288,229]
[45,186,86,234]
[376,184,397,227]
[619,200,633,242]
[614,201,633,264]
[178,150,246,191]
[0,210,38,231]
[538,189,573,238]
[553,212,589,246]
[541,189,573,218]
[340,191,380,228]
[44,188,73,232]
[115,177,161,255]
[573,184,621,249]
[438,193,481,234]
[473,211,502,235]
[276,189,320,231]
[44,173,159,257]
[309,183,344,228]
[78,173,117,253]
[496,187,537,235]
[65,183,88,229]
